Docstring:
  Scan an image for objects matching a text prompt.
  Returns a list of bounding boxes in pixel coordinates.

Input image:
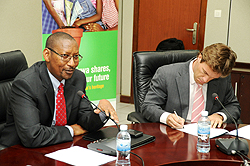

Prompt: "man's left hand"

[208,113,223,128]
[94,99,119,123]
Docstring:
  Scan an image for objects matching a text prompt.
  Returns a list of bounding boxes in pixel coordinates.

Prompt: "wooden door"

[133,0,207,52]
[126,0,207,104]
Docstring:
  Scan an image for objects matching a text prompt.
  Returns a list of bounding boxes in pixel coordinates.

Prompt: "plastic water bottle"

[197,111,211,153]
[116,125,131,166]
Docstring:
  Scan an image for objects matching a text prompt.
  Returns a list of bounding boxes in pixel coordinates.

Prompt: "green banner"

[42,30,117,102]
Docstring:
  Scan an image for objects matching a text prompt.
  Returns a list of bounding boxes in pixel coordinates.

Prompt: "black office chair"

[0,50,28,150]
[127,50,200,123]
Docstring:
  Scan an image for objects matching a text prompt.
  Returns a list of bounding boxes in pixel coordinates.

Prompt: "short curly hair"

[199,43,237,77]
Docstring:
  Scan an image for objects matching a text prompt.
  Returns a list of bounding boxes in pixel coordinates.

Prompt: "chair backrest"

[0,50,28,134]
[156,38,185,51]
[133,50,200,113]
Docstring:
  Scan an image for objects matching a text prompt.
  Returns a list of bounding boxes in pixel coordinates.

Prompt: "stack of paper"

[178,123,250,140]
[228,125,250,140]
[178,123,228,138]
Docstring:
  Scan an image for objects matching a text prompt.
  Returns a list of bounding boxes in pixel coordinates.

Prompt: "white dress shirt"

[47,69,74,137]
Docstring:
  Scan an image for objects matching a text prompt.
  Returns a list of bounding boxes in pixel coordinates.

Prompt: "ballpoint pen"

[174,111,180,120]
[174,110,184,129]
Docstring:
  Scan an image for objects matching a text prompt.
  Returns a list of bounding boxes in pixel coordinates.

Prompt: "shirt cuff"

[160,112,171,124]
[65,125,74,137]
[217,112,227,122]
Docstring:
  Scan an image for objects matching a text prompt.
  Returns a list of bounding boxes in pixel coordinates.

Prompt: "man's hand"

[94,99,119,123]
[166,113,185,129]
[208,113,223,128]
[70,124,88,136]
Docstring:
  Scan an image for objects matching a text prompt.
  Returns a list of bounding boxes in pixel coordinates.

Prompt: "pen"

[174,111,184,129]
[174,111,180,120]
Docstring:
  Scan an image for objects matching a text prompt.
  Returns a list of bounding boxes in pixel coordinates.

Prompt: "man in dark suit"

[142,43,240,129]
[0,32,118,147]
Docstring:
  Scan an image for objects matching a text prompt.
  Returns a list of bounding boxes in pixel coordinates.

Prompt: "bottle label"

[116,139,131,151]
[197,125,210,135]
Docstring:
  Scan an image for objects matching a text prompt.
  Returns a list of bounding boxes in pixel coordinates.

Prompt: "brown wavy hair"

[199,43,237,77]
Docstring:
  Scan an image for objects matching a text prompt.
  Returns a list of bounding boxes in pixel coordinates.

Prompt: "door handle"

[186,22,197,44]
[186,29,195,32]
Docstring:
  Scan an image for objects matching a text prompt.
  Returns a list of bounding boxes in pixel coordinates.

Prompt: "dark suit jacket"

[142,59,241,123]
[0,61,104,147]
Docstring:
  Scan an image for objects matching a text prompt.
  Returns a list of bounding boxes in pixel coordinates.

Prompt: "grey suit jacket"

[142,59,241,123]
[0,61,104,147]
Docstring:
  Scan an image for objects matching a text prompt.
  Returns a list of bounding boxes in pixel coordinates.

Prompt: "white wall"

[204,0,230,47]
[116,0,123,100]
[119,0,134,97]
[0,1,43,66]
[204,0,250,63]
[228,0,250,63]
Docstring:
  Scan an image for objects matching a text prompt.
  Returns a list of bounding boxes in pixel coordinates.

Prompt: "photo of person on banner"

[42,0,67,34]
[41,0,119,114]
[81,0,119,31]
[71,0,107,31]
[42,0,119,33]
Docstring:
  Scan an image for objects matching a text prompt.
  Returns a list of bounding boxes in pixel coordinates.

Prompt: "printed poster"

[42,0,118,107]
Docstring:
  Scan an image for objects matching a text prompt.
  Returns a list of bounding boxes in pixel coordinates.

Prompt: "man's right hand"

[166,113,185,129]
[70,124,88,136]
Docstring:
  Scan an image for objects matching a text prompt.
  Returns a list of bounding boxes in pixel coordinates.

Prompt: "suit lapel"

[206,79,219,112]
[40,62,55,116]
[176,61,190,119]
[64,79,76,120]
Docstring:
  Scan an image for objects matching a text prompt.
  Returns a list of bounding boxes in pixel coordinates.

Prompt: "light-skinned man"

[142,43,240,129]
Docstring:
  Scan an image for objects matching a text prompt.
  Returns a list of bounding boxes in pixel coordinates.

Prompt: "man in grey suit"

[0,32,118,147]
[142,43,240,129]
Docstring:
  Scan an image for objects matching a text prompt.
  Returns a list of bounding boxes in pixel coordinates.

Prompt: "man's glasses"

[47,47,83,63]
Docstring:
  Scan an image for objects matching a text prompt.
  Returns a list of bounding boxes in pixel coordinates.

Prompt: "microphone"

[77,90,120,131]
[212,93,249,155]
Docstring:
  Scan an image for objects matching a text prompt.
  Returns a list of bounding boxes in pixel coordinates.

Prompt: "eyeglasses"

[47,47,83,63]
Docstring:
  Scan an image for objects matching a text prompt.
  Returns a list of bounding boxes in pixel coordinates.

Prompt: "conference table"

[0,123,249,166]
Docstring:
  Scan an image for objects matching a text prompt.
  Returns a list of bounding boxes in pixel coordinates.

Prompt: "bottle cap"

[120,124,128,130]
[201,111,208,116]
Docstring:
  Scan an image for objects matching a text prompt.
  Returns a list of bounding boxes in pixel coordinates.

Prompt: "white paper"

[177,123,228,138]
[229,124,250,140]
[45,146,116,166]
[70,1,83,26]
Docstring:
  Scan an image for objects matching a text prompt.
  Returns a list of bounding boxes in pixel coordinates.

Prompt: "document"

[45,146,116,166]
[228,125,250,140]
[177,123,228,138]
